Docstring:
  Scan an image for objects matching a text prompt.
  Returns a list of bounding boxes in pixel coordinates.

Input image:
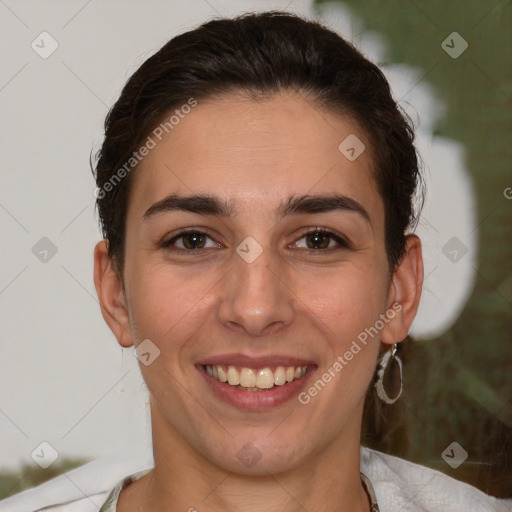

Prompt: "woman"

[3,10,510,512]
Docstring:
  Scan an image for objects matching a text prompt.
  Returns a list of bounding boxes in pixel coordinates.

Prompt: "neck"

[122,404,370,512]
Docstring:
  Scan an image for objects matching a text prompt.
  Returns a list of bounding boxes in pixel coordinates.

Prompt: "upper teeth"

[205,365,307,389]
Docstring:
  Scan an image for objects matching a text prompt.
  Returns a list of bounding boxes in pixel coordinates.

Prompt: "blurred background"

[0,0,510,500]
[333,0,512,497]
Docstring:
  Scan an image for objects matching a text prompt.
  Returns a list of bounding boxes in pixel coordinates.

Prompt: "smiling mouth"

[204,364,308,391]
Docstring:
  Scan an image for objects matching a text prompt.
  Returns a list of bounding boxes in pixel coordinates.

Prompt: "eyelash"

[160,227,351,253]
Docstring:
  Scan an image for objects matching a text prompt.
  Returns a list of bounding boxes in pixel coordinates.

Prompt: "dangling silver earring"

[375,343,403,404]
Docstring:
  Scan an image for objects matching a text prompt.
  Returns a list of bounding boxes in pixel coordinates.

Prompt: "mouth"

[204,364,308,391]
[197,356,316,410]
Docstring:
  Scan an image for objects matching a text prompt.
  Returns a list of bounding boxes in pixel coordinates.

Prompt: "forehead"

[127,92,384,229]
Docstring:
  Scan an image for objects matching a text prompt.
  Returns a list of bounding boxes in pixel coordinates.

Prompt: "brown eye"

[294,229,350,251]
[181,232,206,249]
[306,231,331,249]
[163,230,220,251]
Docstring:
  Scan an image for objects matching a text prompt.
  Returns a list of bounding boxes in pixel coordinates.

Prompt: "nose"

[217,244,295,337]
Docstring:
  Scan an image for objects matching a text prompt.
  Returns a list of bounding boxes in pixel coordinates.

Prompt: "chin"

[213,445,305,476]
[198,429,312,476]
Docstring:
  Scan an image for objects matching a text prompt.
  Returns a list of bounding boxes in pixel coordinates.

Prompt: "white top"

[0,447,510,512]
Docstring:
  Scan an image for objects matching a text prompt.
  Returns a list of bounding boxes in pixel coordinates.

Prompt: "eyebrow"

[143,193,371,224]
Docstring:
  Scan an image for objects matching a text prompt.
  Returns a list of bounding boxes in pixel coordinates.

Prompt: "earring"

[375,343,403,404]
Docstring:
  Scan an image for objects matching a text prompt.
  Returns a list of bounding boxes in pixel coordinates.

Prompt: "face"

[96,91,419,476]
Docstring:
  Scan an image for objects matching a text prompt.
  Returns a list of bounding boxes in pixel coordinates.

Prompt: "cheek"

[127,268,189,345]
[297,272,384,413]
[297,265,388,340]
[128,264,219,366]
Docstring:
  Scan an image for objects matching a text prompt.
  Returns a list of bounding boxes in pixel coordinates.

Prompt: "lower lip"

[198,366,315,410]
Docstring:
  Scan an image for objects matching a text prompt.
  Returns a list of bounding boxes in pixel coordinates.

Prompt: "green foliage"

[315,0,512,497]
[0,458,88,500]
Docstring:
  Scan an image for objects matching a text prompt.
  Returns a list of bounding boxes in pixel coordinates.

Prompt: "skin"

[94,91,423,512]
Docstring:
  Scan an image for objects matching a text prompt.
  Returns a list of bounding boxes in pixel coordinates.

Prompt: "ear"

[93,240,134,348]
[381,234,424,345]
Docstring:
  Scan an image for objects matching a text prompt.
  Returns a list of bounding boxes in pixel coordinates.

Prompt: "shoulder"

[2,448,510,512]
[0,450,153,512]
[361,446,512,512]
